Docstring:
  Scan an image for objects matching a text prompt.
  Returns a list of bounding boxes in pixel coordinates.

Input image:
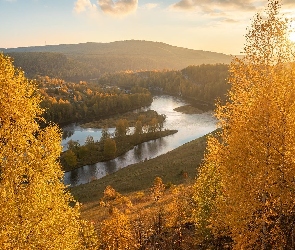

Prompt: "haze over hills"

[1,40,233,81]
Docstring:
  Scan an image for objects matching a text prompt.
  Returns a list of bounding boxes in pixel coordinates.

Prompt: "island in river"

[61,129,178,172]
[80,110,165,129]
[173,105,203,114]
[61,109,178,172]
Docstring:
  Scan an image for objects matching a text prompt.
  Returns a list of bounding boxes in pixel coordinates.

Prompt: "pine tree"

[0,53,93,249]
[193,1,295,248]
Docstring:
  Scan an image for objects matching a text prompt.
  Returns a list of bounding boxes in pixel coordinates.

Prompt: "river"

[63,95,217,186]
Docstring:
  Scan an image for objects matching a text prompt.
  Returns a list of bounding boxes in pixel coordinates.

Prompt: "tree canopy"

[0,53,98,249]
[193,1,295,248]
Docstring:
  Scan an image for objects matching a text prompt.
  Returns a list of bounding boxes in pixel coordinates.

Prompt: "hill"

[70,129,212,249]
[1,40,233,80]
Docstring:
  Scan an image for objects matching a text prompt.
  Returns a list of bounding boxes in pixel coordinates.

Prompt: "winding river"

[63,95,217,186]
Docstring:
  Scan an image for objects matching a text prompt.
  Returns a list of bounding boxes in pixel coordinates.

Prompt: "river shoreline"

[63,95,217,186]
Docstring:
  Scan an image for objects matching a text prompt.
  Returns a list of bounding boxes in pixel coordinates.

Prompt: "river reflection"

[63,95,217,186]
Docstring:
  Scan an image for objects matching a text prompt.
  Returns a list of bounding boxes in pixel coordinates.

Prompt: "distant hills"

[1,40,234,80]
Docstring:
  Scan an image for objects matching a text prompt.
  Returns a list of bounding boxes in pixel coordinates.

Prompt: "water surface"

[63,95,216,186]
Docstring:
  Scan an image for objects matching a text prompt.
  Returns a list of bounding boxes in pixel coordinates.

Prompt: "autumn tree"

[150,177,165,202]
[192,137,226,246]
[148,117,159,133]
[85,135,95,145]
[166,185,196,249]
[193,1,295,249]
[99,186,135,249]
[99,208,136,250]
[115,119,129,137]
[67,139,80,151]
[103,138,117,159]
[100,185,132,214]
[0,53,97,249]
[84,135,96,158]
[62,149,78,168]
[80,220,100,250]
[134,120,143,135]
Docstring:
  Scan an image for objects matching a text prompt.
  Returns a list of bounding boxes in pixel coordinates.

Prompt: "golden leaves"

[0,53,92,249]
[192,0,295,248]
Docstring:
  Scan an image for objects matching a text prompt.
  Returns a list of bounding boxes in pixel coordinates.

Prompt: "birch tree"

[0,53,97,249]
[194,1,295,248]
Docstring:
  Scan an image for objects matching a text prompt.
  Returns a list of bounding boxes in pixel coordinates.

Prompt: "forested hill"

[1,40,233,80]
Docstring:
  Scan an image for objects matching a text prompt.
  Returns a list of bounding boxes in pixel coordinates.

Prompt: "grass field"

[70,131,211,204]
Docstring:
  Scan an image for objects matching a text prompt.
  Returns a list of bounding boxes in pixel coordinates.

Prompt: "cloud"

[74,0,97,14]
[98,0,138,16]
[173,0,195,10]
[169,0,265,25]
[73,0,137,17]
[222,18,240,23]
[172,0,259,12]
[172,0,295,13]
[143,3,159,10]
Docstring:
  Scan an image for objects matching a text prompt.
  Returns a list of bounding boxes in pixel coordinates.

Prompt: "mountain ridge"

[0,40,232,56]
[1,40,234,80]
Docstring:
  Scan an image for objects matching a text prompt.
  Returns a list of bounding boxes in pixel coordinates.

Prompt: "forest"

[37,63,229,126]
[96,63,229,107]
[1,0,295,249]
[38,76,153,125]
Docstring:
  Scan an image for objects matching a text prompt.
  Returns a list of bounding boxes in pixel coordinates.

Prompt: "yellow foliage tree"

[99,208,136,250]
[100,185,133,214]
[150,176,165,202]
[194,1,295,249]
[192,138,224,244]
[0,54,96,249]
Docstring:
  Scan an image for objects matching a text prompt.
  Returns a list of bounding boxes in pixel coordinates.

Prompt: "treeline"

[8,52,81,79]
[38,76,152,125]
[8,52,103,81]
[37,64,228,126]
[97,64,229,107]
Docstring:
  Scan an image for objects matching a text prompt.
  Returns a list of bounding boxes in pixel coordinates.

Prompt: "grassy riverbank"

[70,130,210,203]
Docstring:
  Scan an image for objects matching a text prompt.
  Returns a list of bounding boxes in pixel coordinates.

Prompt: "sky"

[0,0,295,55]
